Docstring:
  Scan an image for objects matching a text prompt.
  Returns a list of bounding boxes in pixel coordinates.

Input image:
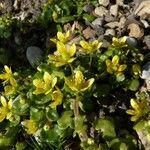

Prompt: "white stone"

[98,0,110,7]
[94,7,108,17]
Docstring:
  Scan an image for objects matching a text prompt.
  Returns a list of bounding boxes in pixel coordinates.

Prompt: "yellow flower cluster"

[33,72,57,95]
[0,65,17,95]
[65,70,94,93]
[126,99,148,121]
[106,55,127,81]
[80,40,102,54]
[0,96,12,122]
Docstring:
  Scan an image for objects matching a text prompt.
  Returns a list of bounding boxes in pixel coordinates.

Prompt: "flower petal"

[57,32,64,42]
[81,78,94,92]
[75,71,84,86]
[4,65,12,74]
[8,99,12,109]
[112,55,119,65]
[43,72,52,84]
[69,43,76,57]
[1,96,7,107]
[130,99,140,112]
[118,64,127,72]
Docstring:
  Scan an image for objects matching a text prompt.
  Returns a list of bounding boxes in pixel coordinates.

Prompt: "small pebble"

[141,62,150,79]
[92,17,104,26]
[26,46,43,68]
[126,36,137,47]
[110,4,118,17]
[83,4,94,13]
[104,29,115,36]
[94,6,108,17]
[98,0,110,7]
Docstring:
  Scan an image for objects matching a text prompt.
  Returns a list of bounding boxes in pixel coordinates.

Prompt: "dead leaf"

[127,23,144,38]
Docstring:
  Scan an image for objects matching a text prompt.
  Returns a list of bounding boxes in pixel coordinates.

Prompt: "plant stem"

[69,64,74,75]
[89,54,93,68]
[73,93,79,117]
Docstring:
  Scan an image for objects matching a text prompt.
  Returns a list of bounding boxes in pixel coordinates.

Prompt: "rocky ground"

[0,0,150,149]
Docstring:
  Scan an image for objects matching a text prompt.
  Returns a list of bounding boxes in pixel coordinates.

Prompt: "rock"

[141,62,150,79]
[14,33,22,45]
[104,29,115,36]
[98,0,109,7]
[134,0,150,19]
[127,23,144,38]
[137,131,150,149]
[105,14,116,22]
[83,27,96,39]
[110,4,118,17]
[143,36,150,50]
[116,0,124,5]
[119,16,126,28]
[92,17,104,26]
[83,4,94,13]
[145,78,150,91]
[141,20,149,28]
[98,37,110,48]
[94,6,108,17]
[105,21,119,28]
[94,26,105,36]
[26,46,43,68]
[126,36,138,47]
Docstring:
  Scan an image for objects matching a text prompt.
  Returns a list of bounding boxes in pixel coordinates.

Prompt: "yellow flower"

[33,72,57,95]
[22,119,38,135]
[80,40,102,54]
[112,36,127,47]
[0,65,17,87]
[50,31,70,44]
[65,70,94,93]
[106,55,127,81]
[48,42,76,67]
[4,85,16,96]
[0,96,12,122]
[50,88,63,109]
[126,99,147,121]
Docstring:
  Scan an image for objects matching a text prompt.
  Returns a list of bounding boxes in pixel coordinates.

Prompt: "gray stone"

[105,14,116,22]
[98,0,109,7]
[94,26,105,36]
[105,21,119,28]
[126,37,137,47]
[144,36,150,49]
[104,29,115,36]
[92,17,104,26]
[141,62,150,79]
[83,4,94,13]
[26,46,43,68]
[94,6,108,17]
[110,4,118,17]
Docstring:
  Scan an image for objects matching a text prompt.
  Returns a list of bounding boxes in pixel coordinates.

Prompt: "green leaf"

[57,111,73,129]
[129,79,139,91]
[83,14,95,22]
[116,73,125,82]
[74,115,87,134]
[46,107,59,121]
[94,118,116,140]
[134,121,146,131]
[40,126,61,143]
[30,107,44,122]
[55,16,75,23]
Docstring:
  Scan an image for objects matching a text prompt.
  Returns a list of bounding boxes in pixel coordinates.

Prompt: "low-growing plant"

[0,31,148,149]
